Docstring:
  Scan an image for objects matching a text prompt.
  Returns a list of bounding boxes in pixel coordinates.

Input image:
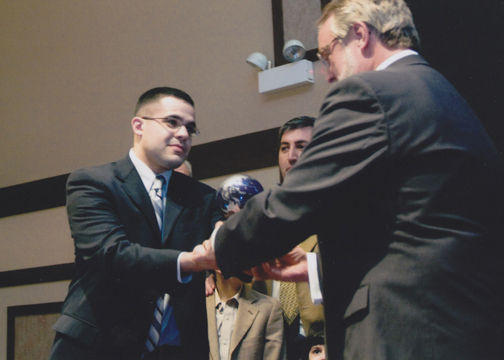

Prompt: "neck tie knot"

[150,175,165,231]
[153,175,165,198]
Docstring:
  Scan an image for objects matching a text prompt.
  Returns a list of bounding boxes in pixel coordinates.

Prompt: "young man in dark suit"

[197,1,504,359]
[49,87,222,360]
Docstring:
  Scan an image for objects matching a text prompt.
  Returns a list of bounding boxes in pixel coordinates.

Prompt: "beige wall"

[0,0,331,188]
[0,1,331,358]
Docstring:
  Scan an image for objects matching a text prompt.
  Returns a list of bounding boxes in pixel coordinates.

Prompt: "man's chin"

[162,157,186,171]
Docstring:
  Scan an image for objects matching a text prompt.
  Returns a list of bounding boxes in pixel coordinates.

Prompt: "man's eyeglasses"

[141,117,200,137]
[317,37,340,68]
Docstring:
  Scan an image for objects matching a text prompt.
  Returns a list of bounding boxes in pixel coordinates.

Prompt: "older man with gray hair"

[195,1,504,359]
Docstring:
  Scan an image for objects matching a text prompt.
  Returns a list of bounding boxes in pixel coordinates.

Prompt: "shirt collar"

[129,148,173,193]
[375,49,418,71]
[214,285,242,309]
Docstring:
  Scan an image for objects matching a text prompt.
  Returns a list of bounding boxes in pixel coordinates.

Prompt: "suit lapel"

[206,293,220,360]
[230,286,258,356]
[162,172,190,245]
[114,156,161,242]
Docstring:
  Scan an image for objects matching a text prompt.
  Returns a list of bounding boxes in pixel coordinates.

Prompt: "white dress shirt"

[129,148,190,284]
[214,286,242,360]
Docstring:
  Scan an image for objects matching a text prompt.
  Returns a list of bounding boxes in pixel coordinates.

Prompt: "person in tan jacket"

[206,174,286,360]
[205,118,324,359]
[206,271,286,360]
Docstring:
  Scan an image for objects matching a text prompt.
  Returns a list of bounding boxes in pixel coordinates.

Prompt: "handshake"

[180,221,309,283]
[180,174,309,282]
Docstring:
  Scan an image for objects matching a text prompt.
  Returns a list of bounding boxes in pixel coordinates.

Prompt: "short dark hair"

[134,87,194,115]
[307,320,324,338]
[278,116,315,148]
[302,320,325,360]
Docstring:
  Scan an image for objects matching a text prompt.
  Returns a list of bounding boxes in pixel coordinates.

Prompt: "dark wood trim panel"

[271,0,285,67]
[189,127,279,180]
[271,0,330,66]
[0,127,280,219]
[0,263,74,288]
[0,174,69,219]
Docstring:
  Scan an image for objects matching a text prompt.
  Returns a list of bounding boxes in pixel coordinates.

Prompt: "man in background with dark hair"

[255,116,325,360]
[49,87,221,360]
[277,116,316,184]
[302,321,325,360]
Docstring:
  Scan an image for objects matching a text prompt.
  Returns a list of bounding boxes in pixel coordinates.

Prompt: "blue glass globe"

[216,174,264,215]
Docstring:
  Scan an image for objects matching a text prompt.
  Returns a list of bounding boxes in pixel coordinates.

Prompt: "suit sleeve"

[263,299,287,360]
[215,76,390,278]
[67,168,183,293]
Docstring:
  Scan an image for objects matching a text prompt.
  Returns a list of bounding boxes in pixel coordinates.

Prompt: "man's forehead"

[281,127,313,142]
[318,16,334,48]
[152,95,193,109]
[139,96,195,118]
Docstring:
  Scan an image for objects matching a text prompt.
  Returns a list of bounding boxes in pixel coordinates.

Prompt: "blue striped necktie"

[143,175,181,358]
[149,175,165,230]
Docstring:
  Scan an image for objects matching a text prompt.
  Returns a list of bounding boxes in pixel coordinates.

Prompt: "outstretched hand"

[181,221,224,275]
[180,239,218,275]
[247,246,308,282]
[205,273,216,296]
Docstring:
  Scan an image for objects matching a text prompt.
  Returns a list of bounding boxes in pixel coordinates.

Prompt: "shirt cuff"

[177,252,192,284]
[307,252,323,305]
[210,227,219,251]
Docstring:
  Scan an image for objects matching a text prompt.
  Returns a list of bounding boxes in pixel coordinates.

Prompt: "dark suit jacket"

[215,55,504,359]
[50,155,222,360]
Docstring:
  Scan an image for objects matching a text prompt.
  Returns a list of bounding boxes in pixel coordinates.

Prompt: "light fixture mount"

[283,40,306,62]
[246,40,313,94]
[246,52,269,71]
